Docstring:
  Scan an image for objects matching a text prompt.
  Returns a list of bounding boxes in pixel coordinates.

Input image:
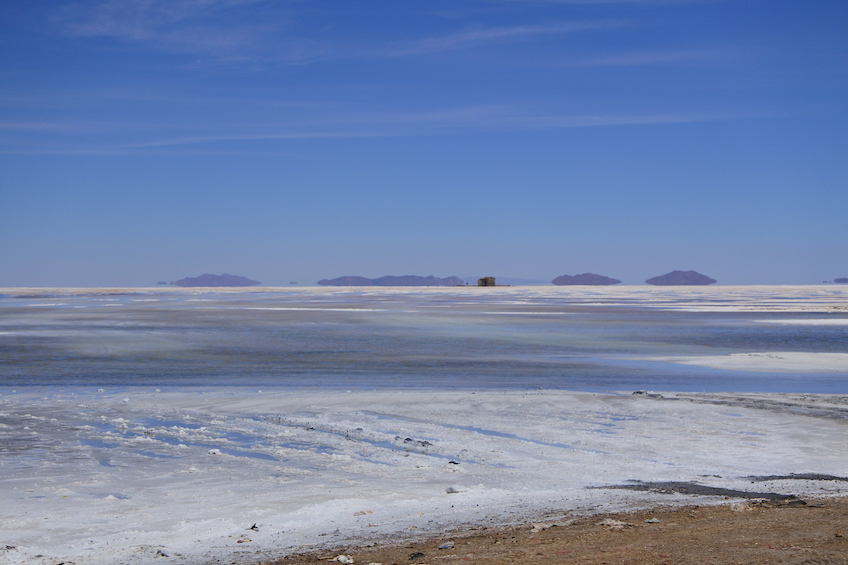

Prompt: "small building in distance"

[478,277,497,286]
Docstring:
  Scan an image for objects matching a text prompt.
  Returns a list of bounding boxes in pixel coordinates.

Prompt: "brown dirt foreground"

[269,497,848,565]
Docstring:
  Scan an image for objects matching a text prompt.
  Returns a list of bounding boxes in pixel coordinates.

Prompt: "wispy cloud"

[54,0,293,59]
[0,122,82,132]
[0,105,746,155]
[563,47,733,67]
[492,112,723,128]
[500,0,716,5]
[377,21,624,57]
[58,0,271,36]
[52,1,622,64]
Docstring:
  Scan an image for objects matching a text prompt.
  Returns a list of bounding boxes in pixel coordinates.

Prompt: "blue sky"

[1,0,846,286]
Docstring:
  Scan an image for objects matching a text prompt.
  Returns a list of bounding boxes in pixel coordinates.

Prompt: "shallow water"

[1,286,846,392]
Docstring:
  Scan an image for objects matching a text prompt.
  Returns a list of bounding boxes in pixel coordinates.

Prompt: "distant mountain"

[316,276,374,286]
[835,278,848,284]
[171,273,261,287]
[317,275,464,286]
[645,270,716,286]
[552,273,621,286]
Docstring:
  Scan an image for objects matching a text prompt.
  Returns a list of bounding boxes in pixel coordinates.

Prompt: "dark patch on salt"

[745,473,848,482]
[593,480,797,500]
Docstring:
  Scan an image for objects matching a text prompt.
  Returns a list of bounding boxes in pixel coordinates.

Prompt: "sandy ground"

[271,496,848,565]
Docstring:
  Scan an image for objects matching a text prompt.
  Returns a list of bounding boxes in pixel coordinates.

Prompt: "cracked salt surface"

[1,388,846,565]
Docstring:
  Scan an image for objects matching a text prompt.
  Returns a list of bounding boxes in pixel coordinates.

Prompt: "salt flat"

[641,351,848,372]
[4,284,848,313]
[1,285,846,564]
[2,388,846,565]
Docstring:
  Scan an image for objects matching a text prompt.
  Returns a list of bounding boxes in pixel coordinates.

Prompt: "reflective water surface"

[1,286,846,392]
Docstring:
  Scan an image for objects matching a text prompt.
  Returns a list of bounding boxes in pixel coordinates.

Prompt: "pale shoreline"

[2,388,847,565]
[634,351,848,373]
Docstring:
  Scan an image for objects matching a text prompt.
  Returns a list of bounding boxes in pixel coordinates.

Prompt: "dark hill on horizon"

[316,276,374,286]
[171,273,261,287]
[318,275,464,286]
[552,273,621,286]
[646,270,717,286]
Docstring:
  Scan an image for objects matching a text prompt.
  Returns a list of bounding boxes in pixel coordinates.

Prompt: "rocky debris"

[271,498,848,565]
[330,555,354,564]
[530,520,576,532]
[754,498,808,508]
[318,275,464,286]
[645,270,717,285]
[644,518,661,523]
[597,518,635,530]
[272,497,848,565]
[438,542,455,549]
[552,273,621,285]
[396,436,433,449]
[171,273,261,287]
[731,501,754,512]
[632,390,663,398]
